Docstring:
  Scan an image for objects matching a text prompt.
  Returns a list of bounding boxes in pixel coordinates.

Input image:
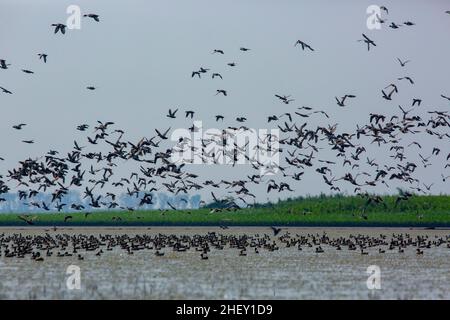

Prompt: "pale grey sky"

[1,0,449,203]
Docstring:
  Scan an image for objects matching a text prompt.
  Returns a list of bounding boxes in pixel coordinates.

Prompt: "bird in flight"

[155,128,171,140]
[212,73,223,79]
[216,89,227,96]
[294,40,314,51]
[0,59,11,69]
[275,94,294,104]
[38,54,48,63]
[51,23,67,34]
[86,86,97,91]
[83,14,100,22]
[240,47,251,52]
[77,124,89,131]
[21,69,34,74]
[381,89,394,100]
[167,108,178,119]
[0,86,12,94]
[185,111,195,119]
[212,49,224,54]
[13,124,26,130]
[18,215,37,225]
[397,58,410,67]
[335,94,356,107]
[358,34,376,51]
[440,94,450,102]
[398,76,414,85]
[412,99,422,107]
[192,67,209,78]
[389,22,401,29]
[271,226,282,236]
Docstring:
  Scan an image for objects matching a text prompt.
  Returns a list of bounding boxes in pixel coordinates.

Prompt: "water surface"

[0,227,449,299]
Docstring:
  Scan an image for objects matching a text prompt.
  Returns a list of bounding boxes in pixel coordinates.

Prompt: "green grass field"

[1,194,449,227]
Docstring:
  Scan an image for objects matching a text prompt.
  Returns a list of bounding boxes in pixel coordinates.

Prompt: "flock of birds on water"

[0,6,449,230]
[0,230,449,261]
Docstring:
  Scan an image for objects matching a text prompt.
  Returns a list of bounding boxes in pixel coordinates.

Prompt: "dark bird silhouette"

[216,89,227,96]
[38,54,48,63]
[397,58,410,67]
[398,77,414,84]
[51,23,67,34]
[155,128,171,140]
[13,124,26,130]
[440,94,450,102]
[83,14,100,22]
[275,94,294,104]
[381,89,394,100]
[167,202,177,210]
[412,99,422,107]
[0,86,12,94]
[294,40,314,51]
[167,108,178,119]
[335,94,356,107]
[18,215,37,225]
[185,111,195,118]
[358,34,376,51]
[0,59,11,69]
[270,226,282,236]
[191,71,201,78]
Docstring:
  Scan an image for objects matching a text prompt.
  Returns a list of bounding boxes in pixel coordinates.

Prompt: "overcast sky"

[1,0,449,203]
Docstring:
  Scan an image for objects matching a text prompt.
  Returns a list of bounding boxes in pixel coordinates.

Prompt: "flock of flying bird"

[0,6,450,227]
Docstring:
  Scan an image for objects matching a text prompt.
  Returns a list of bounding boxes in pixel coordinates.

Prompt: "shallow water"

[0,227,449,299]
